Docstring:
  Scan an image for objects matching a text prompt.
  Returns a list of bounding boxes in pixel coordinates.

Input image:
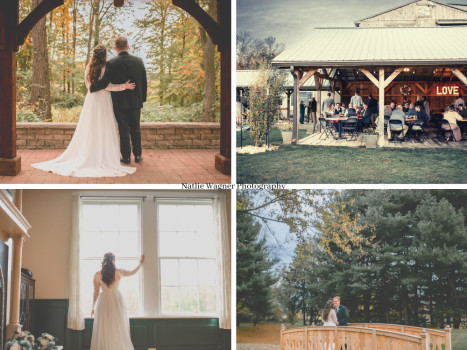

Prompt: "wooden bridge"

[280,323,452,350]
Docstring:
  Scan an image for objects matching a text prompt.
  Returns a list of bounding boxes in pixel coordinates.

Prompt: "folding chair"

[319,117,334,140]
[388,120,404,143]
[342,117,358,141]
[438,119,453,142]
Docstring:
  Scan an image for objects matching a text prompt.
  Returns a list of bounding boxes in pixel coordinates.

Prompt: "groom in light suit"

[333,296,349,326]
[91,36,147,164]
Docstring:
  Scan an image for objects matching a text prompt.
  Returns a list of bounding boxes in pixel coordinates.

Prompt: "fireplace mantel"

[0,191,30,241]
[0,190,31,339]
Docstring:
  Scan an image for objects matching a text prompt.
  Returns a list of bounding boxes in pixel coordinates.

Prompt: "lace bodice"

[323,309,338,326]
[94,265,142,291]
[85,66,126,92]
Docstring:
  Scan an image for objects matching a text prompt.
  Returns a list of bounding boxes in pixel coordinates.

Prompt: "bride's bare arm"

[119,254,145,277]
[331,309,338,325]
[91,273,100,317]
[106,80,136,92]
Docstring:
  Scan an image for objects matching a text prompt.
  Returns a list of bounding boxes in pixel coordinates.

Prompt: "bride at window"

[90,252,145,350]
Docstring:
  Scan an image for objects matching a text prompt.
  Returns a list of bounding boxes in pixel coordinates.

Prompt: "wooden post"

[372,329,377,349]
[286,90,292,121]
[0,0,21,175]
[290,66,300,143]
[445,325,452,350]
[452,68,467,87]
[214,0,230,175]
[316,77,323,133]
[420,330,429,350]
[378,68,385,147]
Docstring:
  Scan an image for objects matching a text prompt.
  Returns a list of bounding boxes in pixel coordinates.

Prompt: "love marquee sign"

[431,84,462,96]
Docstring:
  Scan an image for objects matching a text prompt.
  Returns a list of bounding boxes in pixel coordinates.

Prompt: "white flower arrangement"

[4,331,34,350]
[4,332,58,350]
[37,333,57,350]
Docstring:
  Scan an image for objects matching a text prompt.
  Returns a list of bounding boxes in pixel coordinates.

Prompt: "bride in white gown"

[322,300,337,350]
[322,300,338,326]
[32,44,136,177]
[90,252,144,350]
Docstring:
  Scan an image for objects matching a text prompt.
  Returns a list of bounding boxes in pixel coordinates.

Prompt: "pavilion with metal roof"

[272,26,467,145]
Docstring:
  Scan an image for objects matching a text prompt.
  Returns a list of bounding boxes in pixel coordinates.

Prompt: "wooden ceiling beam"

[16,0,64,48]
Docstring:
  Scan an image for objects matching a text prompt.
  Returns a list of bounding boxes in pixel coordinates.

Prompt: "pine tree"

[237,203,278,326]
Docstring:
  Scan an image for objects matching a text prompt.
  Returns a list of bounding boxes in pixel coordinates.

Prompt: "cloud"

[237,0,411,46]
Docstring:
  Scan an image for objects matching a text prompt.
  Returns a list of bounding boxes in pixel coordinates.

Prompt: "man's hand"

[336,322,339,325]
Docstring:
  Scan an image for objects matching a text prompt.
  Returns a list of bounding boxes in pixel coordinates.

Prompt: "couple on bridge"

[322,296,349,327]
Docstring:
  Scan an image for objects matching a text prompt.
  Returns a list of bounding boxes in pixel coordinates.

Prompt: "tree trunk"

[72,0,77,94]
[199,0,216,122]
[30,0,52,121]
[86,0,96,68]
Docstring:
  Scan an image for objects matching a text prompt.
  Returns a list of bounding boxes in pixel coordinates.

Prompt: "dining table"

[326,116,349,139]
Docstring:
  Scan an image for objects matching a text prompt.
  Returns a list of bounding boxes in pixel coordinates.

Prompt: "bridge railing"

[280,324,451,350]
[350,323,451,350]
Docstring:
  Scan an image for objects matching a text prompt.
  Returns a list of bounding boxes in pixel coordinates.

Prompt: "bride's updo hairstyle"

[322,300,334,323]
[88,44,107,87]
[101,252,116,287]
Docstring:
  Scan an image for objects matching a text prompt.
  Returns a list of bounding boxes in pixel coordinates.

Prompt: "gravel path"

[237,344,280,350]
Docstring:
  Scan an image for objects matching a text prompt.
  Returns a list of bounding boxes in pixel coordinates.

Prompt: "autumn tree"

[30,0,52,120]
[198,0,217,121]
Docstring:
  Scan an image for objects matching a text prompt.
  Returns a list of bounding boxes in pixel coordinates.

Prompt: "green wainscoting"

[31,300,231,350]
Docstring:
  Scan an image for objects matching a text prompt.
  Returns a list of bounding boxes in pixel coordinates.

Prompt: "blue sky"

[237,0,414,45]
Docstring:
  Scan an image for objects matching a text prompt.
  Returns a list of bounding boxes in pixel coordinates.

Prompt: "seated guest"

[407,103,416,116]
[326,104,335,117]
[459,104,467,119]
[383,104,393,117]
[403,102,410,113]
[361,103,372,129]
[341,103,347,115]
[334,103,344,116]
[442,106,463,141]
[388,105,409,140]
[345,103,357,117]
[390,100,396,111]
[415,105,429,127]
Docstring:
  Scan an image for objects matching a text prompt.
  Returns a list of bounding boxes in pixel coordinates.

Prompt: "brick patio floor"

[0,149,231,184]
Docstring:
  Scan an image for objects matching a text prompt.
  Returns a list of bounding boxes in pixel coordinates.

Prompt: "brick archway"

[0,0,230,175]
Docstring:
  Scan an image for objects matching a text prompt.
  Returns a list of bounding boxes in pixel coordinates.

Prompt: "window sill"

[84,315,219,320]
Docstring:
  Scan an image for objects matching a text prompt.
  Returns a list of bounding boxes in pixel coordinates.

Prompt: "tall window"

[157,199,217,315]
[80,199,142,316]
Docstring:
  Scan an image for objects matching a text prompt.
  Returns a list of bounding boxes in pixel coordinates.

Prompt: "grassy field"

[237,323,281,344]
[237,323,467,350]
[236,129,467,184]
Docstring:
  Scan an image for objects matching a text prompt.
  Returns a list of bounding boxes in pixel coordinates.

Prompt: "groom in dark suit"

[91,36,147,164]
[333,296,349,326]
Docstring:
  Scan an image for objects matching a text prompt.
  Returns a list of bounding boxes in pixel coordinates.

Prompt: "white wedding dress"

[32,67,136,177]
[90,268,140,350]
[323,309,337,326]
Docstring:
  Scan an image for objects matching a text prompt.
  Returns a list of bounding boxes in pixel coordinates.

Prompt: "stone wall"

[16,122,220,149]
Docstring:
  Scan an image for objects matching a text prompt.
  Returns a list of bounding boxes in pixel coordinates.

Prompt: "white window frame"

[155,198,218,317]
[79,197,144,316]
[77,191,220,318]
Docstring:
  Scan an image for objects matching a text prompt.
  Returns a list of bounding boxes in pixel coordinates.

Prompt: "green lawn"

[237,130,467,184]
[237,323,467,350]
[452,329,467,350]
